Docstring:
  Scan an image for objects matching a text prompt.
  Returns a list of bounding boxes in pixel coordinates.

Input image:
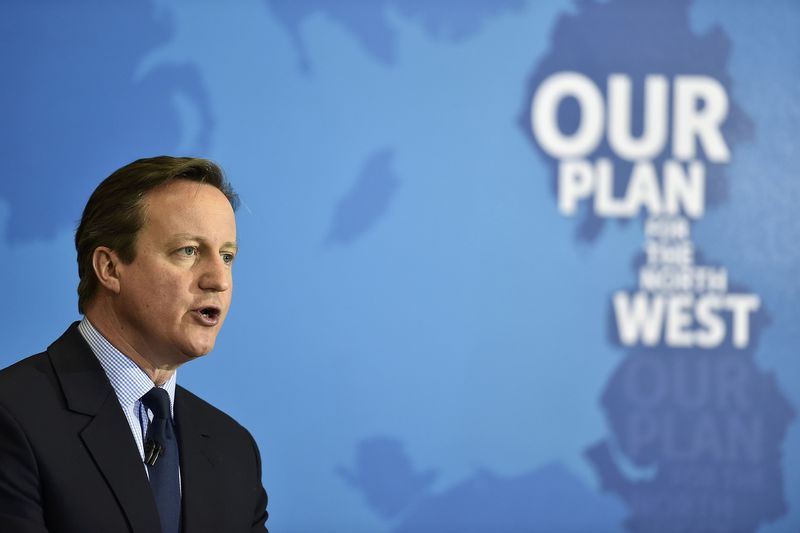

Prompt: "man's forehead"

[139,182,237,243]
[141,182,234,218]
[144,180,232,206]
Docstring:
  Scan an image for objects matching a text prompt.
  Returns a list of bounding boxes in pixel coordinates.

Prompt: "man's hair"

[75,156,239,314]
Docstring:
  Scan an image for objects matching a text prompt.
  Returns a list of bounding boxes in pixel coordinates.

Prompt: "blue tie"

[141,387,181,533]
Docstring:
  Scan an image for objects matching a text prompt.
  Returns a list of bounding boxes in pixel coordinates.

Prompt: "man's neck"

[84,305,176,386]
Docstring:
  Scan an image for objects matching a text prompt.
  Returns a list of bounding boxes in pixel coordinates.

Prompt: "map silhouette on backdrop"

[326,148,400,245]
[519,0,795,531]
[519,0,753,242]
[339,436,623,532]
[265,0,525,71]
[0,0,213,243]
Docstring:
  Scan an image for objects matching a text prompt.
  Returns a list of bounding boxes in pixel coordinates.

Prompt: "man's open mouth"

[199,307,220,319]
[194,306,221,325]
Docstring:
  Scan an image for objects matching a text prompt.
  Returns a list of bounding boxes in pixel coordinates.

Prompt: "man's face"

[113,179,237,366]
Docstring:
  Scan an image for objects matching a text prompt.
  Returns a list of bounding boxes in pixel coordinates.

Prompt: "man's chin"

[180,340,216,361]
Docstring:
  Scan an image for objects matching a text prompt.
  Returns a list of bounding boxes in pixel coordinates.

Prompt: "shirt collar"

[78,317,176,416]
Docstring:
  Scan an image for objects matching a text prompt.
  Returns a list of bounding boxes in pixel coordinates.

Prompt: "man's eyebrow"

[170,233,238,252]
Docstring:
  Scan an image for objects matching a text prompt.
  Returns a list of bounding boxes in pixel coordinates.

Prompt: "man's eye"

[221,253,235,265]
[180,246,198,256]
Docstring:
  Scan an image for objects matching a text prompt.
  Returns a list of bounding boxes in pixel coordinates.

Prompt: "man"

[0,157,269,532]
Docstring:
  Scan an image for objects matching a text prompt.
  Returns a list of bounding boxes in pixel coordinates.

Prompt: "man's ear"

[92,246,122,294]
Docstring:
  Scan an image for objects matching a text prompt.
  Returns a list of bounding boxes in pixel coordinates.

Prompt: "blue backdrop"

[1,0,798,531]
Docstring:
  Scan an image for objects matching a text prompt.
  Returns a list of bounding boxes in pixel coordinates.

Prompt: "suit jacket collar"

[48,323,163,533]
[49,322,113,416]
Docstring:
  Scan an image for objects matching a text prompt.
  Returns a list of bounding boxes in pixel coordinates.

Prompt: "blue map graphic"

[588,345,795,532]
[520,0,794,530]
[340,435,623,532]
[326,148,400,245]
[520,0,753,242]
[0,0,212,242]
[591,247,795,531]
[265,0,525,71]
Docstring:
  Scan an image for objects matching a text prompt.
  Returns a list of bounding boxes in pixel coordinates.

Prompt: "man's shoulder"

[0,349,70,438]
[0,323,87,402]
[0,350,54,399]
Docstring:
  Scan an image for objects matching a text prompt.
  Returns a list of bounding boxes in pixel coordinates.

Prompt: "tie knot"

[141,387,172,420]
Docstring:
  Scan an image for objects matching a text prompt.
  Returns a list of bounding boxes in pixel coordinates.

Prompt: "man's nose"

[198,255,231,292]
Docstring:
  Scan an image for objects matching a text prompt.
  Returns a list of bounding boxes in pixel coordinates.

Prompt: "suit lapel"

[80,396,163,533]
[49,323,162,533]
[175,388,223,533]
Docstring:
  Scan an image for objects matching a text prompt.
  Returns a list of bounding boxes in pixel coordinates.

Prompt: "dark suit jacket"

[0,323,268,533]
